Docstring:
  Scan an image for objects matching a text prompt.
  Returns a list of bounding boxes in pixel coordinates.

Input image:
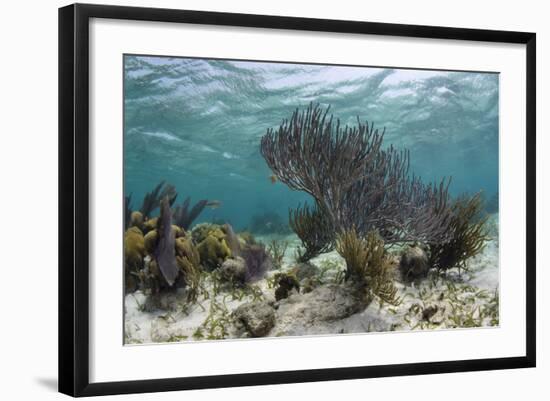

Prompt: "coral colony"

[123,104,497,344]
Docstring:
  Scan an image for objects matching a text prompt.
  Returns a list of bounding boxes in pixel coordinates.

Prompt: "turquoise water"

[124,55,498,230]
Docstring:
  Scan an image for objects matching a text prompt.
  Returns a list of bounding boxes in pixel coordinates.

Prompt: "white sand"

[125,214,499,344]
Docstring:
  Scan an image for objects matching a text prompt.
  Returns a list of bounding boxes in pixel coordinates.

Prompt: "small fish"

[206,200,222,209]
[269,174,278,184]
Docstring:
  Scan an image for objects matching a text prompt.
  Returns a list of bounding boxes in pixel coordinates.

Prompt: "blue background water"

[124,55,499,230]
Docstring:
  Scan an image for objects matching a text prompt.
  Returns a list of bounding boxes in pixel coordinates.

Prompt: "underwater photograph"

[123,55,499,344]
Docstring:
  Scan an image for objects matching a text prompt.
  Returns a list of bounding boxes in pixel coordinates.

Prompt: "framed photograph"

[58,3,536,397]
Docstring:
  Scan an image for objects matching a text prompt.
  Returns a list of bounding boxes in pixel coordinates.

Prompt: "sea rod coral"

[172,196,208,230]
[140,181,178,219]
[428,192,490,273]
[289,202,334,262]
[260,103,453,245]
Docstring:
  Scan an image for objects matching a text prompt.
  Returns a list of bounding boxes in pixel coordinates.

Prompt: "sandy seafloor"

[124,214,499,344]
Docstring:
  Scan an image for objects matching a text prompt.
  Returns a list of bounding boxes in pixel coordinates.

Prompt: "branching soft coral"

[139,181,177,219]
[175,236,201,302]
[289,202,334,262]
[336,228,398,305]
[428,192,489,272]
[261,103,452,245]
[173,197,208,230]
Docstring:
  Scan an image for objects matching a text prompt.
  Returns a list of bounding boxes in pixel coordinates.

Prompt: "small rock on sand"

[233,301,276,337]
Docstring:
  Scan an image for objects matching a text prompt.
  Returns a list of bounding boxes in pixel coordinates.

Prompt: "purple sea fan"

[154,197,179,286]
[241,244,272,282]
[223,223,241,257]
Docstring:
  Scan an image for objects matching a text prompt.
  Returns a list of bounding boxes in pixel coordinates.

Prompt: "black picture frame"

[58,3,536,397]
